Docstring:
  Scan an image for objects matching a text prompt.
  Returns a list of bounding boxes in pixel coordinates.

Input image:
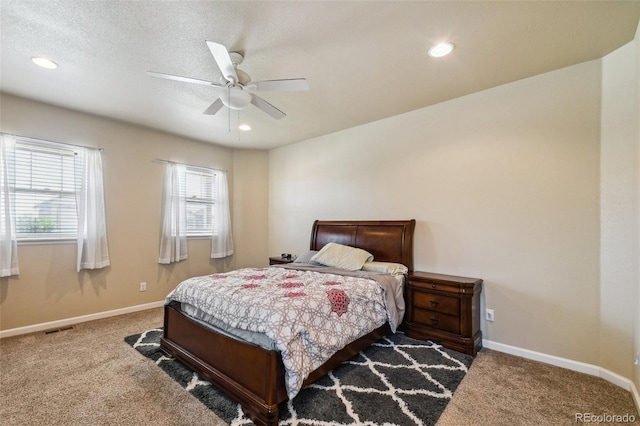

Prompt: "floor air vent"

[44,326,75,335]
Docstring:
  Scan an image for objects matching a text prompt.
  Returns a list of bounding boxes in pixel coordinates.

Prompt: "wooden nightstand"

[269,256,295,265]
[405,271,483,356]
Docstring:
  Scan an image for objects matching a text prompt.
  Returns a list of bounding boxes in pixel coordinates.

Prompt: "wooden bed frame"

[161,219,416,425]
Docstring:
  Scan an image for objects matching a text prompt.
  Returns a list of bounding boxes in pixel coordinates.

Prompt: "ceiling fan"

[147,41,309,120]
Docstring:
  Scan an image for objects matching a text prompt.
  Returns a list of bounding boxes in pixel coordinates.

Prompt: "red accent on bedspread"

[326,289,350,317]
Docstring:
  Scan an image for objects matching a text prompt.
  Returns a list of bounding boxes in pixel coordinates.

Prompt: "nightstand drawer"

[412,292,459,315]
[413,308,460,334]
[408,280,460,295]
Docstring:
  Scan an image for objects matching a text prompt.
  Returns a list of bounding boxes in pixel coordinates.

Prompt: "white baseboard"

[483,339,640,414]
[0,301,165,339]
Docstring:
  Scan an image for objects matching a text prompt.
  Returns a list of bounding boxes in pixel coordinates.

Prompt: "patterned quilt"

[165,266,402,398]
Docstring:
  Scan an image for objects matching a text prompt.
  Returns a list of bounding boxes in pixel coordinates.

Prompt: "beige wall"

[637,20,640,397]
[633,20,640,395]
[269,60,603,366]
[231,149,269,269]
[601,29,640,383]
[0,94,269,330]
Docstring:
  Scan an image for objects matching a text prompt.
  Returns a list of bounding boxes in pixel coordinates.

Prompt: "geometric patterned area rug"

[125,328,473,426]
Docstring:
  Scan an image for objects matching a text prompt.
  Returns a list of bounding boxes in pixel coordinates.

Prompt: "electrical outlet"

[139,282,147,292]
[635,353,640,366]
[485,309,495,322]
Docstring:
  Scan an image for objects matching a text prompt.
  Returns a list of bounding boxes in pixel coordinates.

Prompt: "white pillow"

[310,242,374,271]
[362,261,408,276]
[293,250,319,263]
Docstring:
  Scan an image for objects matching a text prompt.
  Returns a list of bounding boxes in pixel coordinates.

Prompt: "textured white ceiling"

[1,1,639,149]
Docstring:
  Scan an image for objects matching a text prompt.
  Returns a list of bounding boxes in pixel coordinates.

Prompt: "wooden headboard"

[310,220,416,271]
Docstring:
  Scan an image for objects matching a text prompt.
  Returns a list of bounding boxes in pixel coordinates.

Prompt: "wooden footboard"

[161,302,391,425]
[162,302,286,425]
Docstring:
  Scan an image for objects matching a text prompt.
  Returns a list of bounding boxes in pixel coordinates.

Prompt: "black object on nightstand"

[405,271,483,356]
[269,255,295,265]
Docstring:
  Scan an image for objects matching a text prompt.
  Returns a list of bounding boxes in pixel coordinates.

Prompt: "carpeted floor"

[1,307,638,425]
[0,308,224,426]
[437,349,640,426]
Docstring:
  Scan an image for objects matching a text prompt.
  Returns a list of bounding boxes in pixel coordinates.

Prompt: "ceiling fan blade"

[249,78,310,92]
[203,98,224,115]
[206,41,238,84]
[147,71,220,87]
[250,94,286,120]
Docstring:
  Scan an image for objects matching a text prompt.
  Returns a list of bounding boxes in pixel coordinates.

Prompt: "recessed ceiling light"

[428,42,454,58]
[238,124,251,131]
[31,56,58,69]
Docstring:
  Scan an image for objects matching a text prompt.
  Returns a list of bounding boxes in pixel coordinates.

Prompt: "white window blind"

[13,138,77,240]
[185,166,217,237]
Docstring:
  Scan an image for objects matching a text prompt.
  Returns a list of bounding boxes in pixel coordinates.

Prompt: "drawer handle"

[430,318,440,326]
[430,300,439,308]
[431,284,437,289]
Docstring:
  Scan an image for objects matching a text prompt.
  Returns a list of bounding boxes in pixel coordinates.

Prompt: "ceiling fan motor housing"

[221,68,251,87]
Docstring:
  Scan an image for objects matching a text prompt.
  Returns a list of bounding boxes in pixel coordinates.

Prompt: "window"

[13,137,77,241]
[185,166,217,237]
[158,160,232,263]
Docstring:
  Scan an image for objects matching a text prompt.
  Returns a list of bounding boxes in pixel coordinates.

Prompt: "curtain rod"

[154,158,227,173]
[3,133,103,151]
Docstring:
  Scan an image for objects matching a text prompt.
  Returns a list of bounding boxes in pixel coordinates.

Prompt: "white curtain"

[75,147,110,272]
[159,162,188,264]
[211,170,234,258]
[0,134,19,277]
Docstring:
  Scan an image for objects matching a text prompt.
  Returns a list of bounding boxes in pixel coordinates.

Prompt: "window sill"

[18,238,75,246]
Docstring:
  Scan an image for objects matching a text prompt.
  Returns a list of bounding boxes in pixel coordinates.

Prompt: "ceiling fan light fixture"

[239,123,251,131]
[220,89,252,110]
[428,42,454,58]
[31,56,58,69]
